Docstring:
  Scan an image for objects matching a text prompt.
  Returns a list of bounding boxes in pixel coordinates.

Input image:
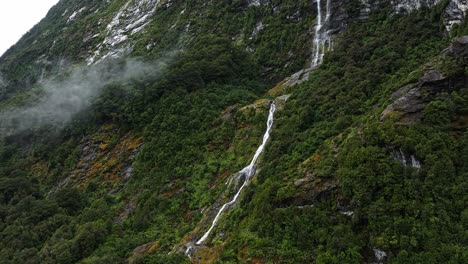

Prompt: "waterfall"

[196,101,277,245]
[311,0,332,67]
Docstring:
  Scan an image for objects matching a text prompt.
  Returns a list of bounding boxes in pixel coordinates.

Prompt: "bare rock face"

[380,70,447,124]
[448,35,468,57]
[359,0,467,32]
[87,0,162,64]
[391,0,442,13]
[371,248,388,264]
[444,0,468,31]
[282,173,338,208]
[420,69,446,83]
[380,86,425,124]
[381,36,468,125]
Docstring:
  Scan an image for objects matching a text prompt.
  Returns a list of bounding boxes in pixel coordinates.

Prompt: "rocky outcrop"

[381,36,468,125]
[392,0,442,13]
[87,0,162,64]
[51,124,143,193]
[359,0,467,32]
[380,70,447,124]
[115,200,137,224]
[282,173,339,208]
[322,0,349,36]
[371,248,388,264]
[392,0,467,32]
[444,0,468,32]
[447,35,468,57]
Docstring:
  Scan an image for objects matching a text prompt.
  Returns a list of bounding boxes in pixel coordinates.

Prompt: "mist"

[0,58,168,136]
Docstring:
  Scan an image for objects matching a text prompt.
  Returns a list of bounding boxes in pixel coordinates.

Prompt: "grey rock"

[381,65,454,124]
[443,0,468,32]
[420,70,445,83]
[381,87,425,123]
[294,177,311,187]
[371,248,387,264]
[389,84,415,101]
[360,0,466,33]
[448,35,468,57]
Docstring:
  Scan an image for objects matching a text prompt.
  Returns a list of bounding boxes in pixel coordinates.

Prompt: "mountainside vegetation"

[0,0,466,263]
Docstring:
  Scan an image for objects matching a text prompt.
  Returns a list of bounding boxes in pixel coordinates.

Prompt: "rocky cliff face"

[0,1,466,263]
[1,0,464,92]
[381,36,468,125]
[393,0,468,32]
[86,0,163,65]
[358,0,468,32]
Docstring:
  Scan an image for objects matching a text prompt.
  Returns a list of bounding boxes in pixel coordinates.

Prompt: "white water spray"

[311,0,332,67]
[196,101,277,245]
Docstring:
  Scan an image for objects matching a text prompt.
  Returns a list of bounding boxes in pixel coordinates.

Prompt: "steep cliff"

[0,1,466,263]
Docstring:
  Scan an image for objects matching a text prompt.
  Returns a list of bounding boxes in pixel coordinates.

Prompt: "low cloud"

[0,58,168,136]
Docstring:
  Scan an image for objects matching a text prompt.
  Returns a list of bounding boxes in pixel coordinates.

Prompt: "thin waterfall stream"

[311,0,332,67]
[194,101,277,246]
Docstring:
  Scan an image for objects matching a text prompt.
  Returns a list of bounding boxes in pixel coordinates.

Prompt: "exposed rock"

[420,69,446,83]
[247,0,269,7]
[444,0,468,32]
[380,86,425,124]
[282,68,314,87]
[326,0,350,36]
[50,125,143,193]
[240,99,270,113]
[268,68,317,97]
[294,174,315,187]
[87,0,162,64]
[359,0,374,20]
[275,94,291,111]
[249,21,264,40]
[277,94,291,101]
[389,84,414,101]
[381,33,468,125]
[381,70,448,124]
[371,248,387,264]
[115,200,137,224]
[221,105,238,121]
[447,35,468,57]
[283,175,338,208]
[391,0,442,14]
[128,242,160,263]
[360,0,466,32]
[67,7,87,24]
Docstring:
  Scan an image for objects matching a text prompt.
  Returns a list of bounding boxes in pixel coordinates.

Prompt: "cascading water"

[195,101,277,245]
[311,0,332,67]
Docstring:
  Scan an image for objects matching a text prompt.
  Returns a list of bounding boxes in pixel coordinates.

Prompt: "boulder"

[448,35,468,57]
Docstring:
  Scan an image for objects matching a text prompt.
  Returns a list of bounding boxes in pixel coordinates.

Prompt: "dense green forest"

[0,0,466,263]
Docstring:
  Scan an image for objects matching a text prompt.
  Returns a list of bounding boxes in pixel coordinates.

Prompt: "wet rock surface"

[87,0,162,64]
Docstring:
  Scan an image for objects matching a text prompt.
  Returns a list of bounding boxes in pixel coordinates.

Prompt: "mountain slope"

[0,0,466,263]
